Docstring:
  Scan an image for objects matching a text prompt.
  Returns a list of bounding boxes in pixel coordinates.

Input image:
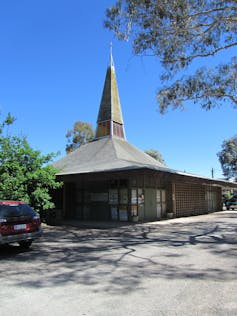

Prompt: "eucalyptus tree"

[218,135,237,180]
[145,148,166,165]
[105,0,237,113]
[66,121,95,154]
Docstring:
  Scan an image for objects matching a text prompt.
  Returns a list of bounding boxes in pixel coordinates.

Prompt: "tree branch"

[163,41,237,63]
[189,6,237,19]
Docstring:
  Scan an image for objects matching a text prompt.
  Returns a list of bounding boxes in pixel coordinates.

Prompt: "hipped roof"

[54,49,167,176]
[53,50,237,189]
[54,137,166,175]
[53,136,237,188]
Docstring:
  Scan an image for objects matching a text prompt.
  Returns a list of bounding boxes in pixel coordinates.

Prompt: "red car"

[0,200,42,249]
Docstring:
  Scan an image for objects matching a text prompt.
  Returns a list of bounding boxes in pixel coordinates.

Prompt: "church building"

[53,51,237,222]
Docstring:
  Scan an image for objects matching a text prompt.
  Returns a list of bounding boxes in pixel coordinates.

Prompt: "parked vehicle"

[226,196,237,210]
[0,200,42,248]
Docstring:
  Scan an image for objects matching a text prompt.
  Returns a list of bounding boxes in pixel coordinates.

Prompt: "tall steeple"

[95,46,126,140]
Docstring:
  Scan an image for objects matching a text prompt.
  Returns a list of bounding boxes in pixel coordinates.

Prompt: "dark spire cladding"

[95,47,126,140]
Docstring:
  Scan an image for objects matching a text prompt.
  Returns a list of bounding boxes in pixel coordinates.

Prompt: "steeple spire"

[95,47,126,140]
[110,42,114,68]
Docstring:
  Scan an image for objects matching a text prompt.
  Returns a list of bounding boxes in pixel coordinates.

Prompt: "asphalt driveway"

[0,211,237,316]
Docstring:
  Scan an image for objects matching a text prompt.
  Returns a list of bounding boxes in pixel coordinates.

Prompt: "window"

[131,188,144,217]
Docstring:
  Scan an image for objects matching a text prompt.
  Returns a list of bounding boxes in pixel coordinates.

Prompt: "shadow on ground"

[0,211,237,294]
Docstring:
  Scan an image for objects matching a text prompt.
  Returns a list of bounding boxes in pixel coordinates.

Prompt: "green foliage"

[218,135,237,180]
[144,148,166,165]
[105,0,237,113]
[0,114,62,212]
[0,112,16,134]
[66,121,95,154]
[158,58,237,113]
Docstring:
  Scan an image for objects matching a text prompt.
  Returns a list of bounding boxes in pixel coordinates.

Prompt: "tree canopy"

[0,113,61,212]
[218,135,237,180]
[105,0,237,113]
[66,121,95,154]
[144,148,166,165]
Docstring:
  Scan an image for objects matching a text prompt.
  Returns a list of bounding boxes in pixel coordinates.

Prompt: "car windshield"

[0,204,36,218]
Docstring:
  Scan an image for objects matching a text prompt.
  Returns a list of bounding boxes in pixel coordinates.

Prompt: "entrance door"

[157,189,166,219]
[145,188,157,220]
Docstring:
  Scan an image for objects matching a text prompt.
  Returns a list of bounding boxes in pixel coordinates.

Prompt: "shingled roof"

[53,50,166,176]
[54,50,237,190]
[54,137,166,175]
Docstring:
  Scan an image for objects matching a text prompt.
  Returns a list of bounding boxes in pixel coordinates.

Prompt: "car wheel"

[18,240,32,249]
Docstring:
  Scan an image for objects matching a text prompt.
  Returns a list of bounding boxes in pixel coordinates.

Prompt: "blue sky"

[0,1,236,179]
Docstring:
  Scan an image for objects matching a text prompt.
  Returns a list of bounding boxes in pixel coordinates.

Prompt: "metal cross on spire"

[110,42,114,68]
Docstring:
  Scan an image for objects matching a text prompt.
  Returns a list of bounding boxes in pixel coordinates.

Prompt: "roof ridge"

[112,137,166,167]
